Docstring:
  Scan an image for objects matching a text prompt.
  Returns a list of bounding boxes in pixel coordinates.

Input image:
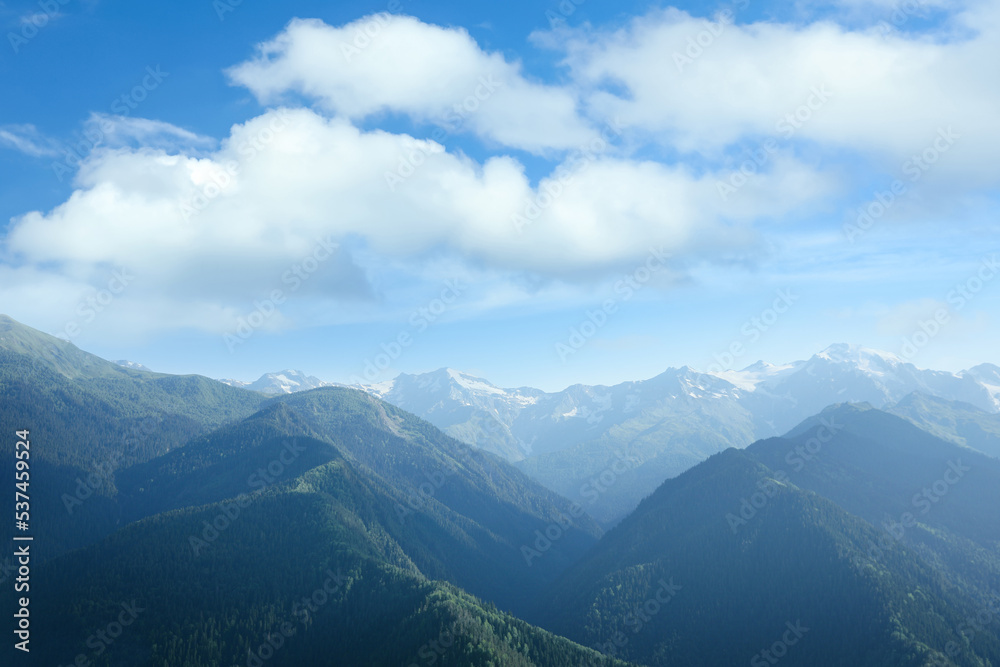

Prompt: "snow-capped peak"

[445,368,507,396]
[115,359,152,372]
[217,369,332,394]
[815,343,903,366]
[704,361,800,392]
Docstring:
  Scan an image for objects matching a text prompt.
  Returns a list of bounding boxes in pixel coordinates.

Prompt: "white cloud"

[4,6,997,344]
[1,105,833,337]
[550,3,1000,189]
[0,124,61,157]
[84,114,217,152]
[227,15,596,153]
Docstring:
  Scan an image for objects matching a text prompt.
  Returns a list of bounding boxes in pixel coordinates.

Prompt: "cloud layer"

[1,6,997,342]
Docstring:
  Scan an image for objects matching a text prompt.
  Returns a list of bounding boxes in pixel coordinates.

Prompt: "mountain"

[0,316,601,597]
[352,345,1000,525]
[0,315,267,467]
[887,391,1000,459]
[0,316,627,666]
[539,408,1000,666]
[510,367,758,525]
[181,346,1000,527]
[110,387,603,616]
[746,403,1000,605]
[27,454,627,667]
[362,367,546,461]
[0,315,268,560]
[218,368,334,394]
[3,313,999,665]
[724,344,1000,430]
[115,359,153,371]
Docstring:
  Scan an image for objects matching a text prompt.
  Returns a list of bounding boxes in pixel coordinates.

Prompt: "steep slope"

[356,346,1000,526]
[0,314,266,469]
[24,459,629,667]
[361,367,543,461]
[0,315,267,561]
[110,387,603,617]
[747,403,1000,606]
[729,344,999,434]
[887,391,1000,459]
[514,370,757,525]
[541,447,1000,666]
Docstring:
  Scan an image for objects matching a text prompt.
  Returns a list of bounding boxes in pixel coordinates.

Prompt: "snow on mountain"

[217,378,251,388]
[963,364,1000,410]
[354,367,540,461]
[204,347,1000,525]
[114,359,153,372]
[211,346,1000,467]
[217,370,333,395]
[708,361,801,391]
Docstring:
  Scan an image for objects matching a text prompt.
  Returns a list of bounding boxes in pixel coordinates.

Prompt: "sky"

[0,0,998,392]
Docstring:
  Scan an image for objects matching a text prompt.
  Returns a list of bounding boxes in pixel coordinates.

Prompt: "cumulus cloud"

[2,105,830,337]
[5,108,786,272]
[550,3,1000,189]
[227,15,596,153]
[2,6,997,343]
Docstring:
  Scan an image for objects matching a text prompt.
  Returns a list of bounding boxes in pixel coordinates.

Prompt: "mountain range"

[541,403,1000,666]
[1,314,997,666]
[218,345,1000,525]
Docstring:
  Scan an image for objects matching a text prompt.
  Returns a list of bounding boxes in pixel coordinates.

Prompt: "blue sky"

[1,0,997,391]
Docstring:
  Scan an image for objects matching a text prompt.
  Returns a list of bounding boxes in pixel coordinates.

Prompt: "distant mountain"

[223,345,1000,526]
[539,405,1000,666]
[218,368,334,394]
[887,391,1000,459]
[115,359,153,372]
[352,344,1000,525]
[725,344,1000,428]
[362,367,545,461]
[0,315,625,666]
[3,313,999,666]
